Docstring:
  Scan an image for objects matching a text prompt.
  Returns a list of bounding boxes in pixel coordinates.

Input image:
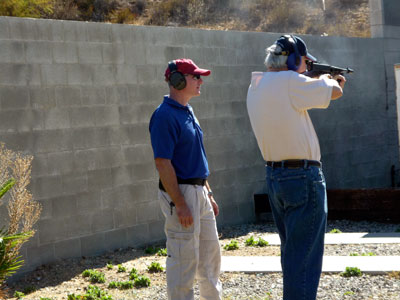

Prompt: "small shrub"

[106,263,113,270]
[85,285,112,300]
[350,252,376,256]
[145,246,160,254]
[329,228,342,233]
[224,240,239,251]
[343,291,355,296]
[118,281,134,290]
[148,262,164,273]
[134,275,151,288]
[81,269,105,283]
[117,264,126,272]
[245,236,257,246]
[157,248,168,256]
[108,281,119,289]
[14,291,25,299]
[341,267,362,277]
[129,267,139,280]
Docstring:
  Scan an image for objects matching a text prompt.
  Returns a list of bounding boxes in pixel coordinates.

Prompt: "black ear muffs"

[285,35,301,71]
[168,61,186,90]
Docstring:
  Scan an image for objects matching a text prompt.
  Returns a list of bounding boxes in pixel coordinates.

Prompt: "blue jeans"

[266,164,327,300]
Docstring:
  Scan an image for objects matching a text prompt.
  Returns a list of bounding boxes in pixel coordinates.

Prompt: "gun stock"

[304,62,354,78]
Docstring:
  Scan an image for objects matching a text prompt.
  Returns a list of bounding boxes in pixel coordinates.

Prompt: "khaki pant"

[159,184,222,300]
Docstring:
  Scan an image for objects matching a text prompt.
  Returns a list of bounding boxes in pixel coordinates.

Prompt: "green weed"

[82,269,106,283]
[129,267,139,280]
[224,240,239,251]
[148,262,164,273]
[14,291,25,299]
[134,276,151,288]
[23,286,36,294]
[157,248,168,256]
[341,267,362,277]
[106,263,113,270]
[117,264,126,272]
[145,246,160,254]
[344,291,355,296]
[329,228,342,233]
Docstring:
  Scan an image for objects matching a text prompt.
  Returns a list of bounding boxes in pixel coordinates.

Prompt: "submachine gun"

[304,61,354,82]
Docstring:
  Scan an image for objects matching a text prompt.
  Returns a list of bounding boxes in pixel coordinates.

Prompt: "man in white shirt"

[246,35,345,300]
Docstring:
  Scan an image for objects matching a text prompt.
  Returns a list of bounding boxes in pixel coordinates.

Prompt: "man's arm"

[154,158,193,228]
[205,180,219,217]
[321,74,346,100]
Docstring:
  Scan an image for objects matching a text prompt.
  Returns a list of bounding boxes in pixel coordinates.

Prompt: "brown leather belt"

[159,178,206,192]
[266,160,321,169]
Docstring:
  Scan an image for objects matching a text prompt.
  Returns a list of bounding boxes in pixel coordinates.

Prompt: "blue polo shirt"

[149,96,209,179]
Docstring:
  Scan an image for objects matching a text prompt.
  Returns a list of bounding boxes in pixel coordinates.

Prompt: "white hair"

[264,44,288,70]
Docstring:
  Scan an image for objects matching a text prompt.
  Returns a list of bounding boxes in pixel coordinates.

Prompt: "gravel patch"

[4,220,400,300]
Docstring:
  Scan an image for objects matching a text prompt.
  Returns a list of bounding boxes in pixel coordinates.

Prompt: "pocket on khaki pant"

[167,231,197,260]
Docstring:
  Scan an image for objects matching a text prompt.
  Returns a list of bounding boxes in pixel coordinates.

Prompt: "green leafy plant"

[245,236,269,247]
[134,275,151,288]
[329,228,342,233]
[40,298,53,300]
[341,267,362,277]
[106,263,113,270]
[82,269,105,283]
[245,236,257,246]
[23,285,36,294]
[14,291,25,299]
[157,248,168,256]
[256,238,269,247]
[118,281,134,290]
[224,240,239,250]
[145,246,161,255]
[147,262,164,273]
[350,252,376,256]
[117,264,126,272]
[68,285,112,300]
[343,291,355,296]
[108,281,119,289]
[129,267,139,280]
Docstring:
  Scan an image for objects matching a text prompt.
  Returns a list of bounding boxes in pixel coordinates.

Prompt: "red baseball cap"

[165,58,211,80]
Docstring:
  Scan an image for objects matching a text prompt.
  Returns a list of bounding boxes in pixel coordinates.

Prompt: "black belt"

[159,178,206,192]
[266,160,321,169]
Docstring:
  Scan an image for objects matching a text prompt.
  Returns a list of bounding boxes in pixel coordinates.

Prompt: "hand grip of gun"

[304,62,354,84]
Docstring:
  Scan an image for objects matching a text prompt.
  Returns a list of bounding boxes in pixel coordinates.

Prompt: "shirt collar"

[163,95,191,110]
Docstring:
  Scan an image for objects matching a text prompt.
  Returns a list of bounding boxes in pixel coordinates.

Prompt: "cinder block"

[27,64,43,86]
[119,103,154,124]
[126,223,150,247]
[8,17,39,40]
[148,220,165,242]
[105,86,129,105]
[94,106,120,126]
[54,237,81,259]
[52,195,78,218]
[31,153,48,177]
[111,166,133,187]
[119,124,150,145]
[87,168,113,191]
[0,63,28,85]
[69,107,96,128]
[53,42,79,63]
[49,19,64,42]
[62,173,88,196]
[33,130,73,153]
[124,43,146,64]
[136,65,159,85]
[91,209,115,233]
[0,40,25,63]
[38,218,68,244]
[104,228,128,250]
[37,198,52,220]
[81,232,106,257]
[43,108,70,130]
[78,43,103,64]
[0,132,34,152]
[26,244,55,268]
[72,127,110,150]
[0,109,43,133]
[55,86,81,107]
[113,207,137,228]
[111,24,134,43]
[86,22,112,43]
[31,175,63,200]
[63,20,87,42]
[67,64,94,85]
[115,65,137,85]
[92,65,116,86]
[0,17,9,39]
[164,46,185,61]
[103,43,125,64]
[131,163,157,182]
[0,86,30,110]
[30,87,56,110]
[136,201,160,223]
[25,41,53,64]
[72,190,99,214]
[81,86,106,105]
[122,144,154,164]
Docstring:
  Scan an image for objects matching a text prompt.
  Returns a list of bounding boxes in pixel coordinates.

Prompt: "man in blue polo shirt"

[149,58,222,300]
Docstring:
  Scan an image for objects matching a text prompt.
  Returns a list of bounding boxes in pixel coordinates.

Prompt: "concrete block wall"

[0,10,399,273]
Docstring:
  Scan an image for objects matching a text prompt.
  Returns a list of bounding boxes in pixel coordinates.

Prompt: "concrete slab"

[221,256,400,274]
[262,232,400,245]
